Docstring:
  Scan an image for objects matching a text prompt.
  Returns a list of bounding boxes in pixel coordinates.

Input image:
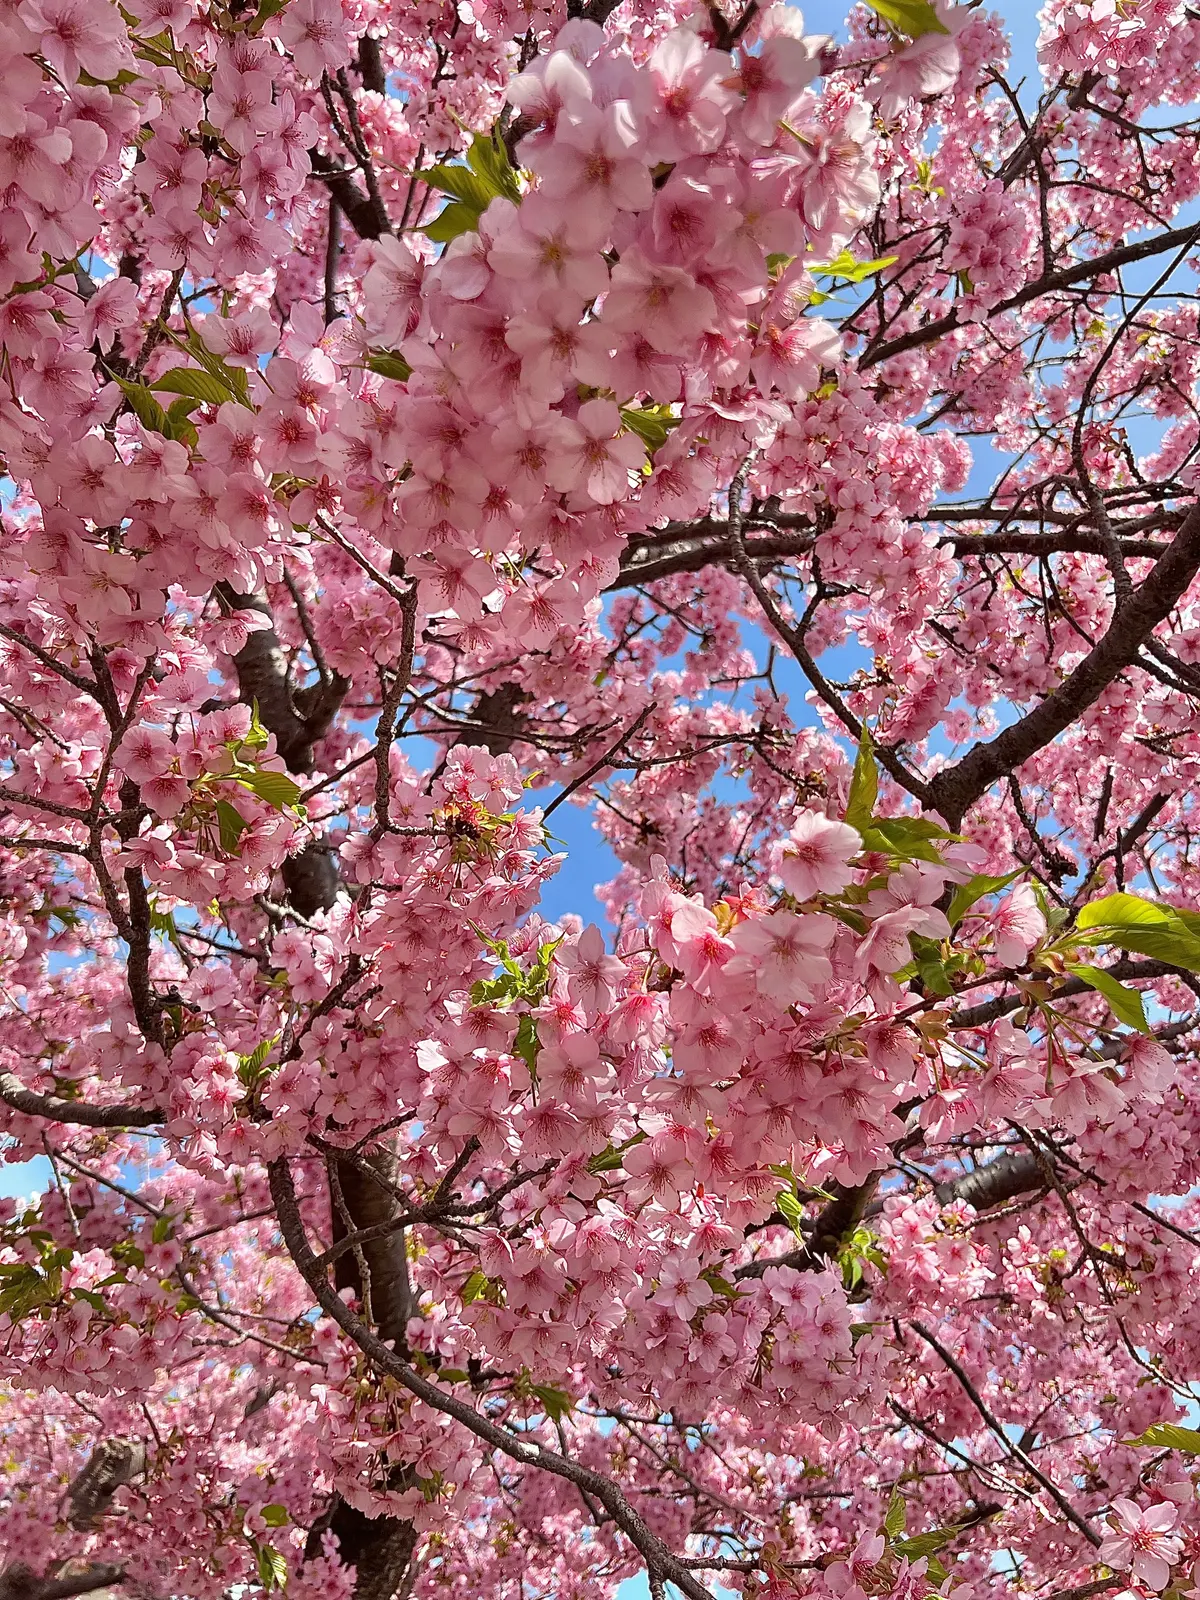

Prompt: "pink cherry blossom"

[1099,1498,1185,1591]
[777,811,862,900]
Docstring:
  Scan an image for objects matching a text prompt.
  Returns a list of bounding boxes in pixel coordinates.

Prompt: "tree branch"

[927,498,1200,826]
[0,1073,161,1128]
[268,1157,714,1600]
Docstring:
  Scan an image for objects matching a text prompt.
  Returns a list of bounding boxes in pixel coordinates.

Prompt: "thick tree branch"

[309,150,389,240]
[927,499,1200,826]
[0,1073,161,1128]
[0,1568,126,1600]
[863,220,1200,369]
[268,1157,714,1600]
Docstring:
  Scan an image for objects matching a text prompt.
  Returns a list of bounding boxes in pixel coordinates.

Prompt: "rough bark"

[0,1074,160,1128]
[927,500,1200,827]
[66,1440,146,1530]
[329,1148,414,1349]
[934,1151,1045,1211]
[220,584,417,1599]
[0,1567,125,1600]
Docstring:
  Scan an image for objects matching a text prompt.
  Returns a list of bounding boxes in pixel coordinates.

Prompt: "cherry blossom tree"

[5,1,1200,1599]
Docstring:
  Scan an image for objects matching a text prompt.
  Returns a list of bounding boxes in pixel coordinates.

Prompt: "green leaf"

[419,130,520,243]
[183,333,253,405]
[152,365,234,405]
[844,724,878,836]
[248,0,289,31]
[619,404,679,455]
[460,1269,492,1304]
[0,1262,56,1321]
[256,1543,288,1591]
[420,200,481,244]
[587,1130,647,1174]
[864,0,950,37]
[466,127,522,203]
[775,1188,806,1239]
[513,1014,540,1078]
[531,1383,574,1422]
[860,816,949,865]
[366,350,413,382]
[1063,963,1151,1035]
[946,870,1023,929]
[418,162,495,217]
[438,1368,470,1385]
[114,375,167,435]
[587,1144,625,1173]
[215,799,248,855]
[885,1489,907,1539]
[1123,1422,1200,1453]
[1077,892,1176,934]
[894,1528,960,1560]
[700,1269,744,1301]
[260,1504,290,1528]
[149,900,185,953]
[811,249,900,283]
[1073,893,1200,970]
[165,396,199,448]
[151,1215,174,1245]
[909,934,954,996]
[237,1037,278,1087]
[242,702,271,749]
[236,769,302,810]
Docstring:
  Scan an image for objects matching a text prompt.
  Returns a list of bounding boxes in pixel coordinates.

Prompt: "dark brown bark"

[927,499,1200,827]
[306,1500,418,1600]
[66,1440,146,1530]
[220,586,416,1599]
[934,1151,1045,1211]
[862,220,1200,370]
[0,1073,160,1128]
[309,150,389,240]
[0,1567,126,1600]
[329,1149,414,1349]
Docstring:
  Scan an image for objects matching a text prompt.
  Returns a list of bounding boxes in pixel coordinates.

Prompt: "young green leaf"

[531,1383,574,1422]
[1073,892,1200,970]
[893,1527,961,1560]
[811,249,900,283]
[418,163,495,217]
[1077,892,1177,933]
[420,200,481,244]
[151,366,234,405]
[165,396,200,448]
[844,724,878,835]
[775,1188,806,1238]
[114,376,167,435]
[864,0,950,37]
[236,769,302,810]
[860,817,949,865]
[1063,962,1151,1034]
[885,1489,907,1539]
[619,404,680,454]
[183,333,253,404]
[365,350,413,382]
[466,128,522,203]
[256,1543,288,1590]
[460,1269,493,1304]
[1122,1422,1200,1453]
[215,799,248,855]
